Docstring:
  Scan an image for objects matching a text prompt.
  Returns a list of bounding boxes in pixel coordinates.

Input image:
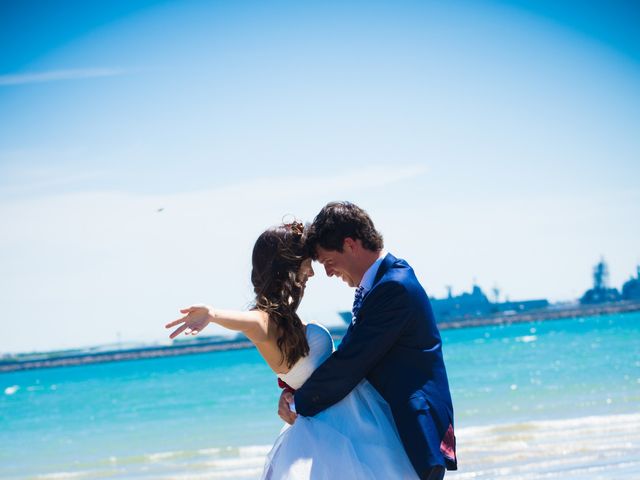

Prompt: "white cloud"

[0,68,127,86]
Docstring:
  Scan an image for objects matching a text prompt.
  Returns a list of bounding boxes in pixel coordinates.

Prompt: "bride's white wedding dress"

[261,323,418,479]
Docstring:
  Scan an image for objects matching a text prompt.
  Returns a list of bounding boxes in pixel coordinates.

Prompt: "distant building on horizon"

[580,258,622,304]
[621,265,640,300]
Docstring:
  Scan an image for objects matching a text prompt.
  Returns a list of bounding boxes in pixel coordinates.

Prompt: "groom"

[278,201,457,479]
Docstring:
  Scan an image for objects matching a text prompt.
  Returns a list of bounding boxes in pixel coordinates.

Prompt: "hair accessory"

[283,219,304,236]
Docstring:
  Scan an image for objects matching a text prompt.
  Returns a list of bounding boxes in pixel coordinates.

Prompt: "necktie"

[352,285,366,324]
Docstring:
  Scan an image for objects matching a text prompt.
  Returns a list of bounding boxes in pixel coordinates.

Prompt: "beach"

[4,413,637,479]
[1,312,639,479]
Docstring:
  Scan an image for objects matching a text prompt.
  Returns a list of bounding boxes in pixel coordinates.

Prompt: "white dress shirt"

[359,251,386,294]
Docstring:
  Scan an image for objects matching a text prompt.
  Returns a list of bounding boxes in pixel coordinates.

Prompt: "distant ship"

[338,258,640,328]
[338,284,549,326]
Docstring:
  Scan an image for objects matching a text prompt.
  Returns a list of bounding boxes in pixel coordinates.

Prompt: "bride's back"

[253,316,333,378]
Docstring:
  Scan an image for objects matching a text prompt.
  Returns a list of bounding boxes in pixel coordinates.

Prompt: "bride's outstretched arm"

[165,305,269,343]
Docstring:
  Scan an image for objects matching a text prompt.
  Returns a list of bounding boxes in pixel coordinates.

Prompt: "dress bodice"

[277,323,335,390]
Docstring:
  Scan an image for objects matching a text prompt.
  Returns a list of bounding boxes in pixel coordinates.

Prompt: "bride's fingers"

[165,318,185,328]
[180,307,195,314]
[169,324,188,339]
[191,330,199,335]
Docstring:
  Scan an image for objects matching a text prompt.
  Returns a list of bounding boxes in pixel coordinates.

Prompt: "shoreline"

[10,411,640,480]
[2,301,639,373]
[447,411,640,479]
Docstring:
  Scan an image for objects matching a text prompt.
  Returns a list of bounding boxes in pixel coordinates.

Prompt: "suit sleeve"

[294,281,412,416]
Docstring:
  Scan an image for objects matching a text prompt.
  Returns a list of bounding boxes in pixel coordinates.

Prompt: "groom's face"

[315,244,360,288]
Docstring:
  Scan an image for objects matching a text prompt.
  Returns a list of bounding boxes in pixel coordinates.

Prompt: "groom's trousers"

[424,466,446,480]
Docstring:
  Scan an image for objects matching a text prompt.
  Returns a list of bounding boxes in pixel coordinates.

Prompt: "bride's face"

[297,258,315,287]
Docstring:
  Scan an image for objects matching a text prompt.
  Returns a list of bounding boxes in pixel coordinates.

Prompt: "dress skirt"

[261,380,418,480]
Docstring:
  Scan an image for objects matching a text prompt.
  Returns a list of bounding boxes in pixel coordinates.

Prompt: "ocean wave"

[448,412,640,479]
[515,335,537,343]
[4,385,19,395]
[31,470,113,480]
[18,413,640,480]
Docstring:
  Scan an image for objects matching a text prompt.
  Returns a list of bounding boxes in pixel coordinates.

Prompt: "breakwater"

[2,301,639,373]
[438,300,640,329]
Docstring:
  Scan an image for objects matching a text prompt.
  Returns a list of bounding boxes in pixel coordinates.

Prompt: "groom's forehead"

[315,247,335,263]
[316,247,340,264]
[315,251,328,263]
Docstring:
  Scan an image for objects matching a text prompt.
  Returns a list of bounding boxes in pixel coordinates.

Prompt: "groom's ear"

[343,237,357,252]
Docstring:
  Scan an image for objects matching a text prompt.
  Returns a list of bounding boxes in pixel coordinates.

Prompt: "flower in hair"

[284,221,304,236]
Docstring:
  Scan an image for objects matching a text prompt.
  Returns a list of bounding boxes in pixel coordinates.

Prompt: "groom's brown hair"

[306,201,384,258]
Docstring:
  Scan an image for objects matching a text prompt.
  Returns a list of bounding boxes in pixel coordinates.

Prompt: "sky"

[1,0,639,353]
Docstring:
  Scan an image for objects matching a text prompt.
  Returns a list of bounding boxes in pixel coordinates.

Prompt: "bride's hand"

[278,390,298,425]
[165,305,213,339]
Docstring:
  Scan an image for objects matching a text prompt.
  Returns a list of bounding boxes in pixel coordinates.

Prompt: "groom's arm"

[294,281,413,417]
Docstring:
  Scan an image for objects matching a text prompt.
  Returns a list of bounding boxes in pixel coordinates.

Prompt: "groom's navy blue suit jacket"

[294,253,457,478]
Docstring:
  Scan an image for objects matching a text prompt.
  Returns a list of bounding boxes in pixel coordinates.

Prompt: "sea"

[1,312,639,480]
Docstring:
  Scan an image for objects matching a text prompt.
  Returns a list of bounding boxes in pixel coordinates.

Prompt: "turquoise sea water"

[1,313,639,479]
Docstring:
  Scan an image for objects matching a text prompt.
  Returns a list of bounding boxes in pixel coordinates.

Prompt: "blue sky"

[1,0,639,353]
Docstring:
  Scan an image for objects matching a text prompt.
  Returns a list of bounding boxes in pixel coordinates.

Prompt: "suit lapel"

[360,253,397,306]
[341,253,397,341]
[342,253,398,336]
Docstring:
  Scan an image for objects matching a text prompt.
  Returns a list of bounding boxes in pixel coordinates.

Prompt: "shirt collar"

[359,251,386,291]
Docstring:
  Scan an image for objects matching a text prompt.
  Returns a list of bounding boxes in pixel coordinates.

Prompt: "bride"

[165,221,418,479]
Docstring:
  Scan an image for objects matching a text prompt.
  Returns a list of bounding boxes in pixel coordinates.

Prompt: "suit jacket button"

[312,395,320,403]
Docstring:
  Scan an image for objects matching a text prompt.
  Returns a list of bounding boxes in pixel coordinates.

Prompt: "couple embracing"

[166,202,457,479]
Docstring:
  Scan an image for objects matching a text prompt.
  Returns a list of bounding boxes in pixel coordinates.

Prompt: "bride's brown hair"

[251,221,310,368]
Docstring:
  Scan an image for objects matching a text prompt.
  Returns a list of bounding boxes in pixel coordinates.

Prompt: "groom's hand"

[278,390,298,425]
